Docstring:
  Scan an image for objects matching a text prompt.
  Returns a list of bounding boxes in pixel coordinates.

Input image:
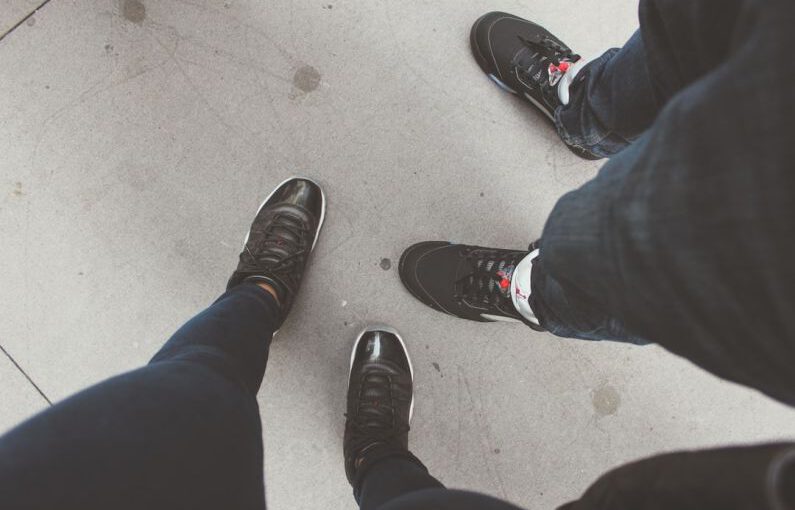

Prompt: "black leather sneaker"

[399,241,544,330]
[470,11,599,160]
[227,177,325,323]
[344,326,415,485]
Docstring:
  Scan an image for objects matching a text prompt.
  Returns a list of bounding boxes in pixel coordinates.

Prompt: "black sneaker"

[227,177,325,323]
[470,11,600,160]
[399,241,544,330]
[344,326,415,485]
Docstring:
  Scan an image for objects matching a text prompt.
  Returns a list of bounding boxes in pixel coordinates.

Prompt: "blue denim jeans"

[555,31,660,159]
[531,0,795,408]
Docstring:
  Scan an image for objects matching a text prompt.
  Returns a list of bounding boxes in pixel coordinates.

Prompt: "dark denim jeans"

[0,283,277,510]
[531,0,795,409]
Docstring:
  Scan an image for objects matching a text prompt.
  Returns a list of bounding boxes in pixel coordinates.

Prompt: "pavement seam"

[0,0,55,45]
[0,344,52,406]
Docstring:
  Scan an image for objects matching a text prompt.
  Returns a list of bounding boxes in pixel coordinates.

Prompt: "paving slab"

[1,0,794,509]
[0,349,48,435]
[0,0,42,36]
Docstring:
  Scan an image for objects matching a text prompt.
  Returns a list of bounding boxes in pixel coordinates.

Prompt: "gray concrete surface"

[1,0,794,508]
[0,0,43,35]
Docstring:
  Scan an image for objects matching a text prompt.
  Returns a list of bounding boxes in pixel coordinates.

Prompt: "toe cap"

[271,177,325,222]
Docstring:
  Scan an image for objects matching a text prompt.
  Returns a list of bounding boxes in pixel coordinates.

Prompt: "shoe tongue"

[515,47,575,88]
[264,226,300,250]
[249,214,303,258]
[357,407,390,429]
[355,371,405,429]
[495,264,515,298]
[476,259,515,299]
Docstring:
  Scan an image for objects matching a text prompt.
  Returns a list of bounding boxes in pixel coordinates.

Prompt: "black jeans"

[0,283,276,510]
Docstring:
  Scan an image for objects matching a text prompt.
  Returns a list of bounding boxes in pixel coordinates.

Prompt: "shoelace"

[516,35,580,87]
[245,212,309,292]
[346,372,410,443]
[454,250,524,306]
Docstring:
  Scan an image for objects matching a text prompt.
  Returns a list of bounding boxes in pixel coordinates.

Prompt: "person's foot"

[470,11,599,160]
[227,177,325,323]
[399,241,544,330]
[344,326,414,485]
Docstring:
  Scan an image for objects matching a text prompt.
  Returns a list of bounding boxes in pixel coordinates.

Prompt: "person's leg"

[357,457,444,510]
[0,283,276,510]
[0,177,326,509]
[530,0,795,404]
[529,0,771,341]
[555,31,659,158]
[470,1,747,159]
[343,326,442,509]
[343,327,528,510]
[403,0,795,404]
[376,488,526,510]
[557,444,795,510]
[470,14,660,159]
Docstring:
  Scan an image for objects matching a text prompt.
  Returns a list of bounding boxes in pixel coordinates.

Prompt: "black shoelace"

[346,372,410,446]
[454,250,524,307]
[245,212,309,292]
[514,36,580,93]
[518,36,579,68]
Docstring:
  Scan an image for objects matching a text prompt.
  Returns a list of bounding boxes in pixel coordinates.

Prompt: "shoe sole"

[348,324,415,423]
[242,176,327,252]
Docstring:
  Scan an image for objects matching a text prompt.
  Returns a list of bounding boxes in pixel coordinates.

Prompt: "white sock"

[557,58,589,106]
[510,249,540,325]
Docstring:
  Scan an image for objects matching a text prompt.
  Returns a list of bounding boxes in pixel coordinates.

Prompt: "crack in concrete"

[0,0,54,45]
[0,343,52,406]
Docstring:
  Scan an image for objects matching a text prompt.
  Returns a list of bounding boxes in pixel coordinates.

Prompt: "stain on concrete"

[432,362,440,372]
[293,65,321,93]
[592,384,621,417]
[104,44,114,53]
[123,0,146,24]
[493,448,501,454]
[479,192,484,197]
[323,4,333,9]
[12,182,24,197]
[26,17,36,27]
[379,258,392,271]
